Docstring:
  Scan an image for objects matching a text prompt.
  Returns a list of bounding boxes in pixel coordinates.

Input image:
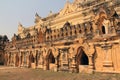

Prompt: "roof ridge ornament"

[59,0,75,16]
[48,10,53,16]
[35,12,43,24]
[73,0,81,4]
[66,0,70,3]
[18,22,25,34]
[18,22,23,27]
[35,13,41,18]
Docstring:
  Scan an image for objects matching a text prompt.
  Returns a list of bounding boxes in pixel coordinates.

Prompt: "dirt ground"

[0,67,119,80]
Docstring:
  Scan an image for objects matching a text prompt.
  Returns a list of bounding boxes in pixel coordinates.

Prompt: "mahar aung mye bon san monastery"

[2,0,120,73]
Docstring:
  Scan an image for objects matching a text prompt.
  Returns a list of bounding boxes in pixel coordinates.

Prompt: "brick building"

[4,0,120,73]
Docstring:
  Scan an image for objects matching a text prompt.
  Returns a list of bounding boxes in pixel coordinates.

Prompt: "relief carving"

[59,1,75,16]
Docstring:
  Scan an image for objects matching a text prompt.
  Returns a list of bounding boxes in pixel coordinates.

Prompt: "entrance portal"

[46,50,55,70]
[28,53,35,68]
[76,47,88,72]
[15,53,19,67]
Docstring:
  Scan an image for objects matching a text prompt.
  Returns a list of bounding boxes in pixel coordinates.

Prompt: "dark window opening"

[31,54,35,63]
[47,36,49,40]
[61,33,64,37]
[66,33,68,36]
[74,30,77,34]
[58,34,60,38]
[54,35,56,39]
[79,30,81,33]
[102,26,106,34]
[51,36,53,40]
[80,51,88,65]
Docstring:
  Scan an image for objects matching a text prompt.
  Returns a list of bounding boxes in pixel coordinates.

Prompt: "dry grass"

[0,68,119,80]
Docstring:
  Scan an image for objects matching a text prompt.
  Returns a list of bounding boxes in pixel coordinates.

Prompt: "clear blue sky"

[0,0,73,40]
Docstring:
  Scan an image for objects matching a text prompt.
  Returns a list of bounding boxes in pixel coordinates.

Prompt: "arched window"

[74,30,77,35]
[102,26,106,34]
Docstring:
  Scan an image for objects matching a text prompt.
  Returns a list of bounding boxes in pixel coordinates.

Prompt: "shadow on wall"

[0,53,4,65]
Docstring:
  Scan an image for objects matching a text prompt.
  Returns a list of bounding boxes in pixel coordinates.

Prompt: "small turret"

[18,22,25,34]
[35,13,43,24]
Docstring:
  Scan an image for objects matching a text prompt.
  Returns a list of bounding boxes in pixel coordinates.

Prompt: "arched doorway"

[76,47,89,72]
[46,50,55,70]
[28,53,35,68]
[15,53,19,67]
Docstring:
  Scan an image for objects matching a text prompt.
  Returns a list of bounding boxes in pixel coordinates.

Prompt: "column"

[103,49,113,71]
[26,51,29,68]
[13,53,16,67]
[70,56,77,73]
[54,58,58,72]
[88,54,94,73]
[43,57,47,70]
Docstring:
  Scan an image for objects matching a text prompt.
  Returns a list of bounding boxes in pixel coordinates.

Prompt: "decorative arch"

[73,43,95,72]
[49,47,59,58]
[74,45,86,56]
[99,11,107,19]
[98,11,108,34]
[74,43,95,56]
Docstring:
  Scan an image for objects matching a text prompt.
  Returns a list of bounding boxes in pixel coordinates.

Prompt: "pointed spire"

[66,0,70,4]
[35,12,43,23]
[35,12,39,17]
[66,0,71,7]
[50,10,52,14]
[66,0,69,3]
[18,22,22,27]
[35,12,41,19]
[48,10,53,16]
[73,0,85,4]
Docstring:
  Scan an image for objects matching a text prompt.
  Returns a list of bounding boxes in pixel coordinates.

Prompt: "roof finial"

[18,22,22,27]
[50,10,52,14]
[35,12,41,18]
[66,0,70,3]
[48,10,53,16]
